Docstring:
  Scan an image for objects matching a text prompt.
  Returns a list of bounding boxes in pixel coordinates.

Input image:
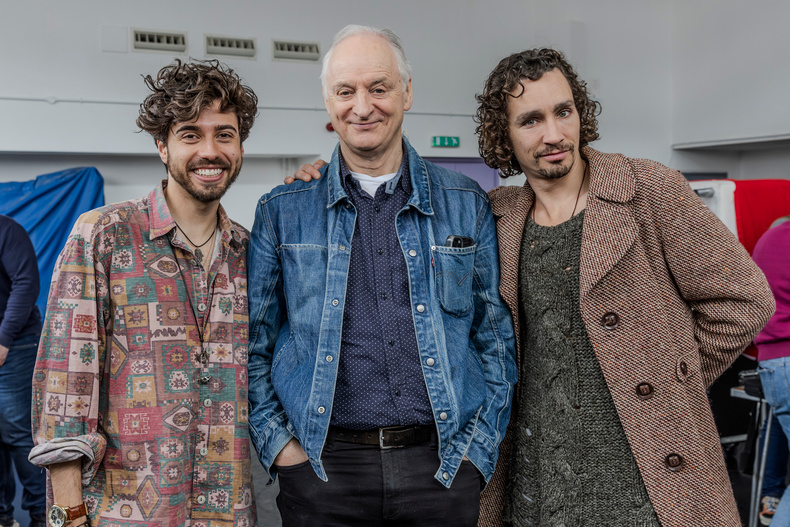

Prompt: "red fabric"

[732,179,790,255]
[730,179,790,359]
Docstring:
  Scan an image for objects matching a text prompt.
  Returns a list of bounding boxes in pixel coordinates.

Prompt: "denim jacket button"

[426,358,435,366]
[318,406,326,414]
[408,249,417,257]
[442,472,450,480]
[439,411,448,420]
[416,304,425,313]
[332,299,339,306]
[326,355,333,363]
[339,245,346,251]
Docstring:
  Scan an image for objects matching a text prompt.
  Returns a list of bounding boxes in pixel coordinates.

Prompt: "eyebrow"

[173,124,238,134]
[513,100,574,123]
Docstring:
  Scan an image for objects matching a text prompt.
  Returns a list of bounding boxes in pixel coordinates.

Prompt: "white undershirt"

[350,171,399,198]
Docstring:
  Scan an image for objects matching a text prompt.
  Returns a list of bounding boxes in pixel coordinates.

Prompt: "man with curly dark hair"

[475,48,774,527]
[30,59,258,527]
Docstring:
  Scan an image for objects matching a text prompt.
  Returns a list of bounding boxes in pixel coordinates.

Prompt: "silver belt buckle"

[378,427,402,449]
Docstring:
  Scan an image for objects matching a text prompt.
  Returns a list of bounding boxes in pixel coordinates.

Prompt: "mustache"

[535,143,575,159]
[187,159,230,171]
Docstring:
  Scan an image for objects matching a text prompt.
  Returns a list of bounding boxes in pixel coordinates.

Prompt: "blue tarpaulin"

[0,167,104,320]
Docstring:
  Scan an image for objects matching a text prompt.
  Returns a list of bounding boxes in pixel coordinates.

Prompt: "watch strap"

[55,503,88,522]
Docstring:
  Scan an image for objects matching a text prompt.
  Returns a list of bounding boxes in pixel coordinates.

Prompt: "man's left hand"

[0,344,9,367]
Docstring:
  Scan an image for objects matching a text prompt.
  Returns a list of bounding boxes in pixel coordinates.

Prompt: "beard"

[533,143,575,180]
[167,157,242,203]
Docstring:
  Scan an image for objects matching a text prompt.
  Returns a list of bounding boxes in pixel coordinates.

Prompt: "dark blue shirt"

[0,215,42,348]
[330,152,434,430]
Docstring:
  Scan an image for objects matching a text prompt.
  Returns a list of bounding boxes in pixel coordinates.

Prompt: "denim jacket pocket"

[432,244,476,316]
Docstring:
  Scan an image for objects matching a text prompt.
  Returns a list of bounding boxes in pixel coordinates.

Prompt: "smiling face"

[157,100,243,205]
[506,68,582,182]
[323,33,412,163]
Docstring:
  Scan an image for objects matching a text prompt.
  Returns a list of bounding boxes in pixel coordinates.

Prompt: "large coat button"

[601,312,620,330]
[665,453,684,471]
[636,383,654,399]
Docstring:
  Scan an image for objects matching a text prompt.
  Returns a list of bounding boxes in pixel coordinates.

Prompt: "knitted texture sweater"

[505,211,660,526]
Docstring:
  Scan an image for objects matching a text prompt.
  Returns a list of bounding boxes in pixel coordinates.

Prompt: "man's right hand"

[285,160,327,184]
[273,438,309,467]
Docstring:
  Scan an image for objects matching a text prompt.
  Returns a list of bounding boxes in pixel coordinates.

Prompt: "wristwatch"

[48,503,87,527]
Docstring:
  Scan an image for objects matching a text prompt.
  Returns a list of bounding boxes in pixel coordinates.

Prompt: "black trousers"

[276,430,483,526]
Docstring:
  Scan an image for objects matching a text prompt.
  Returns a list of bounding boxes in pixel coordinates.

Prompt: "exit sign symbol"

[432,136,460,148]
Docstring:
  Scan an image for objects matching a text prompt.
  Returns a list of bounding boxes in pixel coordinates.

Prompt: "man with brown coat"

[475,48,775,526]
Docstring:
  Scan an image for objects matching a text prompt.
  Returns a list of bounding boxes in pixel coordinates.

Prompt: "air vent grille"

[272,40,320,61]
[206,35,256,58]
[133,29,187,52]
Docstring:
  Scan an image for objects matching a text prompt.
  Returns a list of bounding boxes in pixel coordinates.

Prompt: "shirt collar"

[338,148,411,197]
[147,181,244,249]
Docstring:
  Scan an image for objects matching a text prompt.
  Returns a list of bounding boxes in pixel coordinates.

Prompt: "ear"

[157,140,168,164]
[403,77,413,112]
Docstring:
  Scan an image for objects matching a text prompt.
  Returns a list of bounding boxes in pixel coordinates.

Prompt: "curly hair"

[137,59,258,144]
[475,48,601,178]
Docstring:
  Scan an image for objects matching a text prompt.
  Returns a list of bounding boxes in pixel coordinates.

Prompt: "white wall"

[1,0,787,230]
[669,0,790,179]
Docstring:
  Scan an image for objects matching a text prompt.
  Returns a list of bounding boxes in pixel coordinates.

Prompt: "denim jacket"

[247,138,516,488]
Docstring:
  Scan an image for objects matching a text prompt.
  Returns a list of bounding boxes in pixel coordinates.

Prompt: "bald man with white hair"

[247,25,516,526]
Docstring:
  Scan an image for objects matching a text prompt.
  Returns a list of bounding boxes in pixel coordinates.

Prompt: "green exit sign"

[432,136,460,148]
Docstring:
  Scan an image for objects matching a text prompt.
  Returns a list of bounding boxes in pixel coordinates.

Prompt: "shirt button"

[198,302,207,312]
[408,249,417,257]
[196,495,206,504]
[203,398,212,407]
[439,412,448,421]
[377,248,383,255]
[442,472,449,481]
[200,375,211,384]
[200,447,208,456]
[332,299,339,306]
[388,340,395,346]
[416,304,425,313]
[326,355,333,363]
[318,406,326,414]
[380,293,388,300]
[426,358,435,366]
[375,205,381,213]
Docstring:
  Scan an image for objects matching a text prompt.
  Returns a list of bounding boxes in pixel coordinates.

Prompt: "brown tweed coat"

[478,147,775,527]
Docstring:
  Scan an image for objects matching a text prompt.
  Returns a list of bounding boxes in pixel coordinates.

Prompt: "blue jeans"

[760,357,790,527]
[0,332,45,521]
[762,412,789,498]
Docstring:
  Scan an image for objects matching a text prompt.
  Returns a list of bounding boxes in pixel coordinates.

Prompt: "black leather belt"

[329,425,434,449]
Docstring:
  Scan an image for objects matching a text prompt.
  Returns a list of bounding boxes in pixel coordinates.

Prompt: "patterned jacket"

[479,147,774,526]
[30,184,255,527]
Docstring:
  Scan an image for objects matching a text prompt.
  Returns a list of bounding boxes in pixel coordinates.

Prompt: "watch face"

[48,506,66,527]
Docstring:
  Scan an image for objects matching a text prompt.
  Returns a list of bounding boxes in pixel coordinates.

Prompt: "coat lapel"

[578,148,639,299]
[490,184,533,353]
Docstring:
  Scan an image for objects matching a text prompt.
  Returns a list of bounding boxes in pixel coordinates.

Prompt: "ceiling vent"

[133,29,187,52]
[272,40,320,61]
[206,35,256,58]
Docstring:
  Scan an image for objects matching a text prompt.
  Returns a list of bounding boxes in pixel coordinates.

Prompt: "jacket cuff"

[466,427,498,483]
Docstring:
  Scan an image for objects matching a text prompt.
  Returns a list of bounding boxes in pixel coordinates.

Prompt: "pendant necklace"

[175,215,219,264]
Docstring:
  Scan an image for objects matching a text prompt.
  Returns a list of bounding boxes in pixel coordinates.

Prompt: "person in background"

[248,24,516,527]
[29,59,258,527]
[754,215,790,527]
[0,215,45,527]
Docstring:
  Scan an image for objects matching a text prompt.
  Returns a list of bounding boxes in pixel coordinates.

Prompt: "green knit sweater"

[505,211,660,526]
